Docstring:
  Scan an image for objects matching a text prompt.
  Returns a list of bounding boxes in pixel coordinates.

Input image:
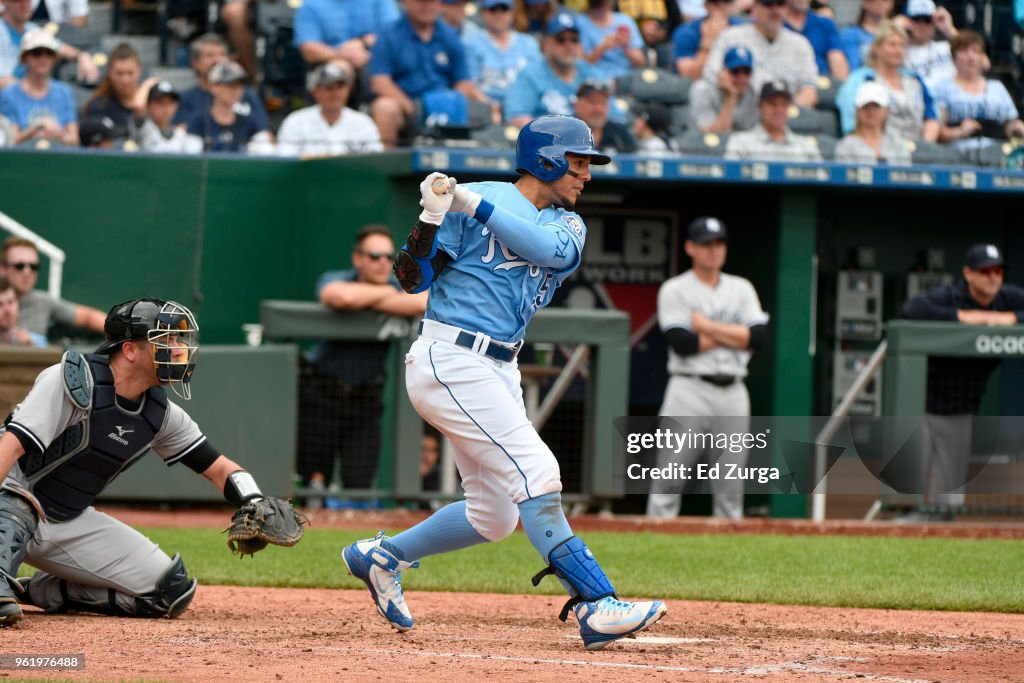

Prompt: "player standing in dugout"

[342,115,667,650]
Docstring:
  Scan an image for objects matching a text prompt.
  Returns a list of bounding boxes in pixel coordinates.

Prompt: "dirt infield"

[3,508,1022,682]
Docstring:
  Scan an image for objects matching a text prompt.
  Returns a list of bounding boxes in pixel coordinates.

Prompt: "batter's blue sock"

[385,500,488,562]
[518,492,580,596]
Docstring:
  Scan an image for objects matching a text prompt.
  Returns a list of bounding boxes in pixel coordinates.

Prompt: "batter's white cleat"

[341,531,419,632]
[574,597,667,650]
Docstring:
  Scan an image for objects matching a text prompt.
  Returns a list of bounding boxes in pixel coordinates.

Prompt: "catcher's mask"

[95,298,199,400]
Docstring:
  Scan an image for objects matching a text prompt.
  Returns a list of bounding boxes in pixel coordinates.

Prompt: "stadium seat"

[908,140,966,166]
[960,141,1013,167]
[470,124,519,149]
[788,106,840,137]
[615,68,691,105]
[815,75,843,112]
[675,129,730,156]
[668,103,690,135]
[814,134,838,161]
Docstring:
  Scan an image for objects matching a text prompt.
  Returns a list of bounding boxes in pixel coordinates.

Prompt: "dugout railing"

[259,300,631,504]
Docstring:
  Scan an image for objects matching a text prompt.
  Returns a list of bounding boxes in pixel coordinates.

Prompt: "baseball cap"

[147,80,180,103]
[480,0,511,7]
[526,0,551,4]
[307,62,350,91]
[965,243,1004,270]
[20,29,58,57]
[688,217,728,244]
[546,11,581,36]
[638,102,671,135]
[577,80,610,98]
[208,60,247,85]
[79,116,124,147]
[759,79,792,102]
[905,0,936,18]
[854,80,889,108]
[723,46,753,71]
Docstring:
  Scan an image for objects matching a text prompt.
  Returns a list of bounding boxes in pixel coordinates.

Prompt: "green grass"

[31,528,1024,614]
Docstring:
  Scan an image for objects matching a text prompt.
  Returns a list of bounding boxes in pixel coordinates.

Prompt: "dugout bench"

[258,300,631,503]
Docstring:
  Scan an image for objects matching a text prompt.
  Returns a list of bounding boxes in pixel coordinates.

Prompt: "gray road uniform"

[0,351,220,618]
[647,269,768,520]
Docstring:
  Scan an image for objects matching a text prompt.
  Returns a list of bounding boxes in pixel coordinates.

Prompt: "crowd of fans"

[0,0,1022,166]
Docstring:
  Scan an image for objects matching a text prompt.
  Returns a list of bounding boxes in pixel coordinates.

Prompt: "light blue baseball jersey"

[575,12,644,79]
[425,181,586,343]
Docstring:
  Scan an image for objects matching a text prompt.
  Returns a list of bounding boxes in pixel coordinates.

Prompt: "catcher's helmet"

[515,115,611,182]
[95,298,199,400]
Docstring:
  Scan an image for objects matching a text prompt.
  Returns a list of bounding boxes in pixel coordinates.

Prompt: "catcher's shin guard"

[531,535,616,621]
[0,492,39,626]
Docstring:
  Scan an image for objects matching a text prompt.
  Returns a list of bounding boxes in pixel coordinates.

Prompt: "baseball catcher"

[0,297,304,626]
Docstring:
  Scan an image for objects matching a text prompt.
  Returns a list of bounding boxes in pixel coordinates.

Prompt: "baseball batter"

[0,298,303,626]
[646,217,769,520]
[342,115,666,650]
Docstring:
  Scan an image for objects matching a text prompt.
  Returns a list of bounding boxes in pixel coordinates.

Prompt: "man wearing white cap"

[834,80,911,164]
[903,0,958,90]
[0,29,78,146]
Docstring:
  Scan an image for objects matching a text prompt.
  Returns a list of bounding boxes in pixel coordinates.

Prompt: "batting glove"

[418,172,455,225]
[450,184,482,217]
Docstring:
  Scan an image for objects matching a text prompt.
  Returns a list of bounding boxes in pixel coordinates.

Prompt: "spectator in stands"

[0,30,77,146]
[295,0,400,69]
[689,45,758,132]
[369,0,493,148]
[573,79,636,153]
[297,225,428,501]
[900,243,1024,522]
[672,0,744,80]
[504,11,606,126]
[137,80,203,154]
[0,236,105,338]
[619,0,683,68]
[933,30,1024,151]
[0,0,97,89]
[903,0,958,90]
[0,276,47,347]
[220,0,257,79]
[514,0,559,37]
[277,61,383,157]
[464,0,542,111]
[837,21,939,142]
[174,34,271,133]
[29,0,87,27]
[440,0,483,40]
[182,61,274,153]
[724,79,824,160]
[702,0,819,107]
[78,115,123,148]
[839,0,894,71]
[82,43,160,135]
[783,0,848,79]
[576,0,646,79]
[0,114,13,146]
[633,101,679,154]
[834,80,911,164]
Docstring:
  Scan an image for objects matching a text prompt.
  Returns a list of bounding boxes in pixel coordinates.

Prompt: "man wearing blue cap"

[504,11,607,127]
[689,45,758,133]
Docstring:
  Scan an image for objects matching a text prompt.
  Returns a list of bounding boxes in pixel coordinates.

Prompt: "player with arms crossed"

[0,298,305,626]
[342,115,667,650]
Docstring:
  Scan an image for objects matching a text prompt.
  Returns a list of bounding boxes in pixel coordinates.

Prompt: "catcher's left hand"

[225,496,309,558]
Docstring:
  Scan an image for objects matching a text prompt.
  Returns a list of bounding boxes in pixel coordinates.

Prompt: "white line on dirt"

[330,647,933,682]
[561,635,715,644]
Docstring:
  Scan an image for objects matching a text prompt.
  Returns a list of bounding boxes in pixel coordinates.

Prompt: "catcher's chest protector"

[19,353,168,522]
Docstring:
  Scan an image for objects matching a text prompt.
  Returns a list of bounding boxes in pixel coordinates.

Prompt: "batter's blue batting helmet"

[515,115,611,182]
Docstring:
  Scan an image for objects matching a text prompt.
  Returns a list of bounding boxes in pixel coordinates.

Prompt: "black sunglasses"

[360,250,396,261]
[484,3,511,11]
[553,34,581,44]
[729,67,752,75]
[758,0,786,6]
[909,15,933,23]
[24,48,56,58]
[8,262,40,272]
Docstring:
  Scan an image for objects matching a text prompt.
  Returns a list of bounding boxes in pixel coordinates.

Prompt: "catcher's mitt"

[225,496,309,558]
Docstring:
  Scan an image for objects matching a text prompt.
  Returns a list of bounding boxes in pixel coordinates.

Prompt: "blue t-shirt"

[293,0,400,48]
[426,181,586,343]
[839,25,872,71]
[671,16,744,62]
[0,80,76,129]
[183,108,265,152]
[576,12,644,79]
[463,30,541,104]
[785,12,841,76]
[369,16,471,99]
[932,78,1020,148]
[173,86,270,131]
[503,59,605,120]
